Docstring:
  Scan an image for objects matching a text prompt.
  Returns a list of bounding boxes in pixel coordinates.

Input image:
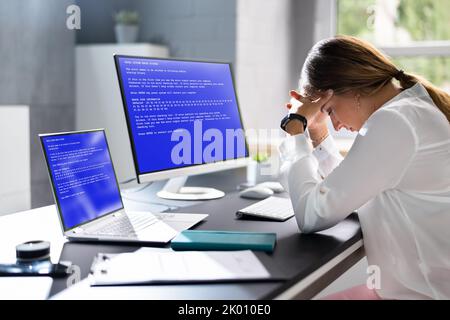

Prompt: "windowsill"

[246,135,355,158]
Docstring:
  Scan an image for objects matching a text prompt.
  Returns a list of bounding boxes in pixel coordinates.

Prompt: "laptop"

[39,129,207,243]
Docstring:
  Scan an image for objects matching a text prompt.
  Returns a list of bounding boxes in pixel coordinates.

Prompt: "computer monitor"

[114,55,249,200]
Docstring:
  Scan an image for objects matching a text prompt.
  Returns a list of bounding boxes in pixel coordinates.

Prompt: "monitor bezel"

[39,129,125,232]
[114,55,250,184]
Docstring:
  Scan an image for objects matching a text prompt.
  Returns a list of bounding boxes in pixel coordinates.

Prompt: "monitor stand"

[156,176,225,201]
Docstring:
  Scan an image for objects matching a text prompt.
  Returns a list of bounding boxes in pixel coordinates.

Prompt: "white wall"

[0,0,75,208]
[235,0,317,132]
[0,106,31,215]
[236,0,290,131]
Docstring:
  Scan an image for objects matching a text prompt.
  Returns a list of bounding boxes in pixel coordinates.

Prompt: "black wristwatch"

[280,113,308,132]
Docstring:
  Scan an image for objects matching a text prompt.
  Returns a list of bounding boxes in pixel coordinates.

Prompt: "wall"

[76,0,237,65]
[136,0,236,64]
[0,0,76,208]
[235,0,316,132]
[76,0,138,44]
[0,106,30,216]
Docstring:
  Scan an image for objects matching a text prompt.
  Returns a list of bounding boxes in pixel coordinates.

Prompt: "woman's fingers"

[289,90,310,104]
[292,89,333,106]
[289,90,301,99]
[314,90,333,108]
[286,89,334,122]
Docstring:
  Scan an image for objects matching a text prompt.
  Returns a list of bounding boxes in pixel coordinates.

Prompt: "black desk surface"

[49,168,362,299]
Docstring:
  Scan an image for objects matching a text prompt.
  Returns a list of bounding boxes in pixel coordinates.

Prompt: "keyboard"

[236,196,295,221]
[88,212,158,236]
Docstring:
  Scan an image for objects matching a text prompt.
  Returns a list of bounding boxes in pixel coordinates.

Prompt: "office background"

[0,0,449,298]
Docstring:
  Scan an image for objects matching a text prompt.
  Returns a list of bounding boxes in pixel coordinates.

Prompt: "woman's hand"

[286,90,333,129]
[284,89,333,137]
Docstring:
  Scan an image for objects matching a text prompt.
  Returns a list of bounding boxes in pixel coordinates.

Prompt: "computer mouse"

[239,186,274,199]
[256,181,284,193]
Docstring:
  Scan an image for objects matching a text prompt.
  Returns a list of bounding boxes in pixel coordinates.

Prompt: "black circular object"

[16,241,50,261]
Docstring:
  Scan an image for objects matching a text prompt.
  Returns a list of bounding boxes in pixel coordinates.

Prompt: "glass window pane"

[393,56,450,93]
[337,0,450,45]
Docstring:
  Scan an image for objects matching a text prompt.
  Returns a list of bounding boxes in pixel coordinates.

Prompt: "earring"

[354,94,361,111]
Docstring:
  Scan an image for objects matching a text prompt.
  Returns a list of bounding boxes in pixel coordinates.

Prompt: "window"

[337,0,450,92]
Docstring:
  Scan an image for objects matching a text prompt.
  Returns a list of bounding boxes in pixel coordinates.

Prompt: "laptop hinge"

[71,227,84,234]
[83,210,124,230]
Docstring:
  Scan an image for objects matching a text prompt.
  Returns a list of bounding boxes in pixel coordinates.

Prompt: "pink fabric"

[321,284,382,300]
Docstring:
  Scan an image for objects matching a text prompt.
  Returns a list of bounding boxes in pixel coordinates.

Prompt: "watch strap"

[280,113,307,132]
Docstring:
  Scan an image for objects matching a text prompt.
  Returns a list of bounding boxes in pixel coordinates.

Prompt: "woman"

[278,35,450,300]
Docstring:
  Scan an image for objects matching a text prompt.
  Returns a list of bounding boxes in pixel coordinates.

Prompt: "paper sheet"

[0,277,53,300]
[90,249,270,286]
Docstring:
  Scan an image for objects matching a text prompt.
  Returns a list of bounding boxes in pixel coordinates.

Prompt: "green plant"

[114,10,139,25]
[252,153,269,163]
[337,0,450,90]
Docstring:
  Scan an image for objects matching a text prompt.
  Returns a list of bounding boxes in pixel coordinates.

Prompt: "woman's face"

[320,92,363,132]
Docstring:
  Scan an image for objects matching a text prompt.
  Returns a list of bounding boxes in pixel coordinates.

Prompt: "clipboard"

[88,249,279,286]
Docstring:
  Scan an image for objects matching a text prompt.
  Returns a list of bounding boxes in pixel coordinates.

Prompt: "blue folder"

[170,230,277,253]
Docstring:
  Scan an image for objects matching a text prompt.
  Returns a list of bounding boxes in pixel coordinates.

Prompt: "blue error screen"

[41,131,123,230]
[116,56,247,174]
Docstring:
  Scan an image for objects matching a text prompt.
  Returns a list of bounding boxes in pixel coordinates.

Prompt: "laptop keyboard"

[88,213,158,237]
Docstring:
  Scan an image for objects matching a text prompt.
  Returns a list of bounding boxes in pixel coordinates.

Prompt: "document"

[0,277,52,300]
[90,249,271,286]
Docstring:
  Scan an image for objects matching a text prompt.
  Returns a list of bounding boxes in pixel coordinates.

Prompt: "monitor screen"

[115,56,248,176]
[40,130,123,230]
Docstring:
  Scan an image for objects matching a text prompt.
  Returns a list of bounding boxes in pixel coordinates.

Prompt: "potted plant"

[114,10,139,43]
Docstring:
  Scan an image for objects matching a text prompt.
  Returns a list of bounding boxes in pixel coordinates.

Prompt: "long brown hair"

[300,35,450,123]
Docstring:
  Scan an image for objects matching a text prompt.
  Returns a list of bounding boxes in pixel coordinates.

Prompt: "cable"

[119,179,179,210]
[119,177,137,184]
[121,181,154,194]
[119,179,179,211]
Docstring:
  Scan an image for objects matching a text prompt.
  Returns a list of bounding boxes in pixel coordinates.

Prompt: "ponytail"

[397,71,450,123]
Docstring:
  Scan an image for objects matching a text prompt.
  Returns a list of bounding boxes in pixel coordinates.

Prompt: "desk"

[0,168,364,300]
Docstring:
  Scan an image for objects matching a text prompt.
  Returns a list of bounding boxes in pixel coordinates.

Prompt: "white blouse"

[278,83,450,299]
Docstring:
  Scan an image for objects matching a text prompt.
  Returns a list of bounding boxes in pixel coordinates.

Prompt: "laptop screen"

[40,130,123,230]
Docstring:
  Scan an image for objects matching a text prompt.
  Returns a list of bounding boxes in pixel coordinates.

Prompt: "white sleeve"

[312,134,344,178]
[278,133,322,195]
[278,109,417,233]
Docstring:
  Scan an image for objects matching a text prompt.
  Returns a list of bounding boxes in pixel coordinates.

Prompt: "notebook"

[170,230,277,253]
